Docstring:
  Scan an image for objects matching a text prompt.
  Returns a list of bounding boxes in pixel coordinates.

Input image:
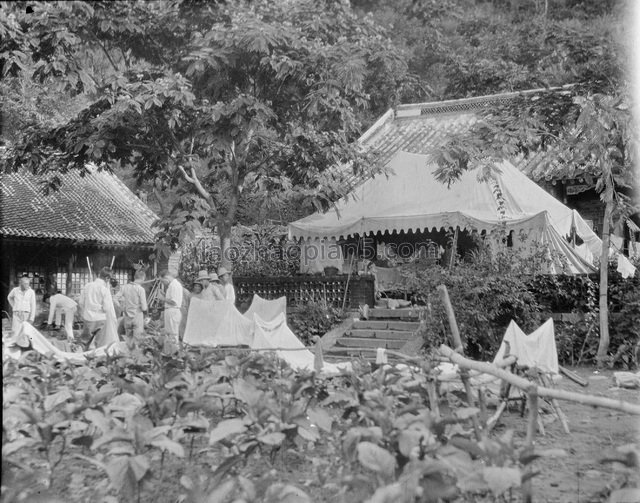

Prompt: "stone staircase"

[327,307,423,361]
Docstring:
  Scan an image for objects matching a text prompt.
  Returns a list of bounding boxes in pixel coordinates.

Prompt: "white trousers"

[57,306,77,340]
[164,308,182,340]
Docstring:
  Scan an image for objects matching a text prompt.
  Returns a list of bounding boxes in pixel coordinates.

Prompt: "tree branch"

[178,165,216,211]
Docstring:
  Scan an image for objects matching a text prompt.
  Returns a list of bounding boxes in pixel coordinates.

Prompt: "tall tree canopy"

[1,0,421,260]
[353,0,637,365]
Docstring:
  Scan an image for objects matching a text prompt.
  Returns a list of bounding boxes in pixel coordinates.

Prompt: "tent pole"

[449,227,459,270]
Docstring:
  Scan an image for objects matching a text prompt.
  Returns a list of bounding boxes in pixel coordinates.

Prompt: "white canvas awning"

[289,151,635,277]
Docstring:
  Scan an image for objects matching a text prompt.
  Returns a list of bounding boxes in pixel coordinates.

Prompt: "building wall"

[1,239,154,317]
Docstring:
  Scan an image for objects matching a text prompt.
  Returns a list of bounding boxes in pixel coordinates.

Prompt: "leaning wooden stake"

[539,373,570,434]
[439,345,640,415]
[437,285,482,440]
[522,386,539,503]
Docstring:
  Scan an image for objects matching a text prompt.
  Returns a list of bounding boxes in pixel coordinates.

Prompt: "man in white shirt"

[218,267,236,304]
[160,270,183,342]
[46,290,78,341]
[7,276,37,335]
[78,267,117,349]
[120,270,148,345]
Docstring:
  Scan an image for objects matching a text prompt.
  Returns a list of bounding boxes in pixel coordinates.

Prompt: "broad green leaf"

[85,408,110,433]
[106,456,137,500]
[209,418,246,445]
[258,432,286,446]
[2,438,37,456]
[357,442,396,477]
[233,379,263,407]
[307,407,332,432]
[483,467,522,495]
[205,479,236,503]
[398,429,424,458]
[129,455,150,481]
[264,483,312,503]
[107,393,144,413]
[149,437,185,457]
[457,468,489,493]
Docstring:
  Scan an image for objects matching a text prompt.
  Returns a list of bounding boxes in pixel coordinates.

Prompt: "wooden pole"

[448,227,459,270]
[86,257,93,279]
[66,255,74,296]
[436,285,481,440]
[539,373,570,434]
[110,256,115,269]
[436,285,464,352]
[439,345,640,415]
[522,386,539,503]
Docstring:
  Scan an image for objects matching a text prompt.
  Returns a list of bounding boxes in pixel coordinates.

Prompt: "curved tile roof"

[358,87,585,183]
[1,166,158,245]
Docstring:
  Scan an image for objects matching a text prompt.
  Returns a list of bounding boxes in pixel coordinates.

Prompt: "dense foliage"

[1,0,421,261]
[2,333,592,503]
[403,248,639,367]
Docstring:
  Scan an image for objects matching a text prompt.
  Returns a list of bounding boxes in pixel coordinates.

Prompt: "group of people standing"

[6,265,236,350]
[159,267,236,342]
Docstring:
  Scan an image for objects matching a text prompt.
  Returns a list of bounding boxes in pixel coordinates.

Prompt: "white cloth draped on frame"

[183,297,253,347]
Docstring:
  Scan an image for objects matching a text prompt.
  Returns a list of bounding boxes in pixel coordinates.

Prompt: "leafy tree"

[2,0,421,264]
[425,0,637,364]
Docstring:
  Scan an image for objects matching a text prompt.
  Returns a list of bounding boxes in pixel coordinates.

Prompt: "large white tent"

[289,151,635,277]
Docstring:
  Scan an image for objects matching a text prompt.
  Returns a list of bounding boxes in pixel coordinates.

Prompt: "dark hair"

[159,270,172,279]
[99,267,113,280]
[134,270,146,281]
[110,278,119,288]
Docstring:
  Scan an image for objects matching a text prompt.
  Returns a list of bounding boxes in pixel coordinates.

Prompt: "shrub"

[288,300,346,346]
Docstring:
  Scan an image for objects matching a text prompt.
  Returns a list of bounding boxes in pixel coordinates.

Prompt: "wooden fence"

[234,275,375,310]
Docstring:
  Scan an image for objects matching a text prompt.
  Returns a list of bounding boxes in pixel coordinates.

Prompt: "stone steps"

[344,329,417,340]
[366,308,422,319]
[327,306,424,362]
[352,320,421,331]
[336,337,408,350]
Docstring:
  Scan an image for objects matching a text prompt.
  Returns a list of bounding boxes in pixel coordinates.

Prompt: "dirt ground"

[495,366,639,503]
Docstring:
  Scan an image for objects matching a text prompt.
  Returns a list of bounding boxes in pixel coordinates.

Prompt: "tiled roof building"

[1,165,159,314]
[1,166,157,245]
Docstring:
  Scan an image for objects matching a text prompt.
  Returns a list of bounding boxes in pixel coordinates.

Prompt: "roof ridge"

[394,85,576,117]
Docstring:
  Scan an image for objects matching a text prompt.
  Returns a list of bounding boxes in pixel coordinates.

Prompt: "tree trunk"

[219,179,240,269]
[219,221,233,269]
[596,200,613,368]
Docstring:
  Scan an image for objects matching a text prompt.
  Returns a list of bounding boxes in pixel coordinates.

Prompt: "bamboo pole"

[436,285,463,352]
[439,345,640,415]
[540,373,570,434]
[426,379,440,419]
[437,284,482,440]
[523,387,538,503]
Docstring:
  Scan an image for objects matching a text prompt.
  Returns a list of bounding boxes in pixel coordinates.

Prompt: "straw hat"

[196,270,210,281]
[210,273,220,282]
[217,266,232,277]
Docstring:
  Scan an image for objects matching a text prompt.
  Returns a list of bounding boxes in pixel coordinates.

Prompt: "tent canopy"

[290,151,579,240]
[289,151,635,277]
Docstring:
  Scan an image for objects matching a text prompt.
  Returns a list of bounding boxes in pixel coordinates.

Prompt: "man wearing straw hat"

[196,269,225,301]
